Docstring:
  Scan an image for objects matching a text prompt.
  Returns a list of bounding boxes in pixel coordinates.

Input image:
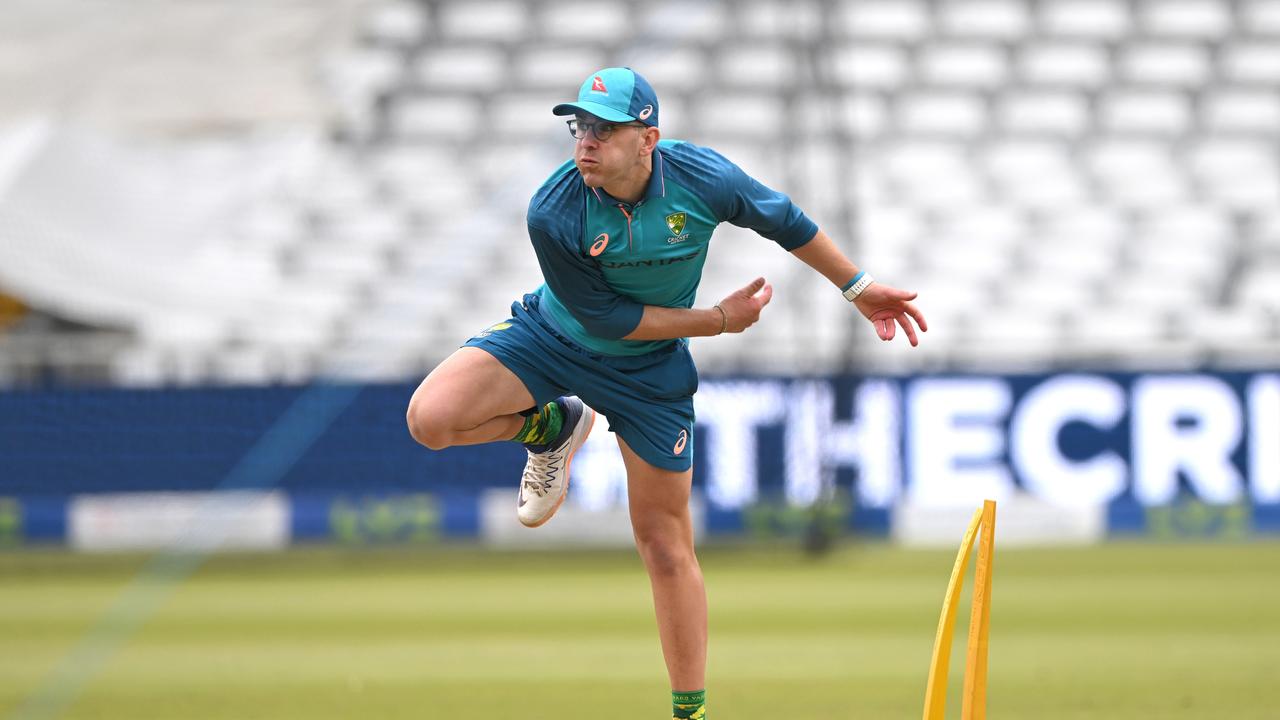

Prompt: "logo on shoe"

[589,232,609,256]
[673,429,688,455]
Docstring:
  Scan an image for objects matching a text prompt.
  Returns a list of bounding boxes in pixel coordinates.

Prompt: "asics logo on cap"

[638,105,653,120]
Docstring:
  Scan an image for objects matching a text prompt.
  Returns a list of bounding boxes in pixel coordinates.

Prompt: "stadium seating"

[0,0,1277,386]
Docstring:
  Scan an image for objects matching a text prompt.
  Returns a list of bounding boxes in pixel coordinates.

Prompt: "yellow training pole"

[921,507,984,720]
[962,500,997,720]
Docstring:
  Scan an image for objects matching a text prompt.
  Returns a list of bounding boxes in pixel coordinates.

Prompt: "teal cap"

[552,67,659,127]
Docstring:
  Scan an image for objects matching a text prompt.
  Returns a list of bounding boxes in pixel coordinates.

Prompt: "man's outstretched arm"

[790,229,929,346]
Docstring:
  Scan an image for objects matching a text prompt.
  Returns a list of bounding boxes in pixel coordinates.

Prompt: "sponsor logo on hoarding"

[0,498,19,547]
[330,494,440,545]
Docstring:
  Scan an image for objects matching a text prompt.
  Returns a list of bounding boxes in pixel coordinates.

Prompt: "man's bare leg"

[618,436,707,697]
[406,347,535,449]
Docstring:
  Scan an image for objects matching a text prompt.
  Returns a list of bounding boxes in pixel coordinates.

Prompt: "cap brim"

[552,101,635,123]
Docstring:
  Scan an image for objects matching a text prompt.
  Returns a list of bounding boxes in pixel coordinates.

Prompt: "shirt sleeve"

[721,164,819,251]
[527,221,645,340]
[679,144,817,250]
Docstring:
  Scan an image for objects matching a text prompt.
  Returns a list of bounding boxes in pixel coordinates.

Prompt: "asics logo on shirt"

[589,233,609,256]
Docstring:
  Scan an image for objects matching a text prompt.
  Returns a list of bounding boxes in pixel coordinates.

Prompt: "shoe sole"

[520,405,596,529]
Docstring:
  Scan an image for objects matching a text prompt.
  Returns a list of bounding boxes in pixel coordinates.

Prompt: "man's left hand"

[854,284,928,347]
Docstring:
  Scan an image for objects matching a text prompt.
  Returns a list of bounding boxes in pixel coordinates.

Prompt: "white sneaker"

[517,396,596,528]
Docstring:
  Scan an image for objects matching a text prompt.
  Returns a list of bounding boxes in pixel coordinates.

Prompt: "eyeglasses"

[566,119,647,141]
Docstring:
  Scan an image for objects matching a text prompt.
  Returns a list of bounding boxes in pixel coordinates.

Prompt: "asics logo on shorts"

[673,429,688,455]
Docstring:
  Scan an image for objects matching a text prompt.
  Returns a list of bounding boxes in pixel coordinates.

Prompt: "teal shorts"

[464,293,697,472]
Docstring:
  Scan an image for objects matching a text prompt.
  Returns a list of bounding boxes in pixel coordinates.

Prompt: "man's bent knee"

[406,397,454,451]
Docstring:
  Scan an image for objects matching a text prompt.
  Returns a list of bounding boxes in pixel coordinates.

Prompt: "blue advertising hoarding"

[1,371,1277,544]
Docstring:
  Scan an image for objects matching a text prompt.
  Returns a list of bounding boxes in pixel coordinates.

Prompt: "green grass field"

[1,541,1278,719]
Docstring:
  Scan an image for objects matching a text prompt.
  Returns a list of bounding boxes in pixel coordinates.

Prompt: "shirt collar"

[588,147,667,207]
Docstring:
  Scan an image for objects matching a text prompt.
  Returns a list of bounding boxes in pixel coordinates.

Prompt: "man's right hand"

[716,277,773,333]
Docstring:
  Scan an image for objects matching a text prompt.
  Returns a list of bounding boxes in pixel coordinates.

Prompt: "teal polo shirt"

[525,139,818,357]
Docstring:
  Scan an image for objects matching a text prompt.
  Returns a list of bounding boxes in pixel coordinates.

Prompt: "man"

[406,67,926,720]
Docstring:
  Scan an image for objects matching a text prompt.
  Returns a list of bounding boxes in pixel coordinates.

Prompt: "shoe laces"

[521,446,567,497]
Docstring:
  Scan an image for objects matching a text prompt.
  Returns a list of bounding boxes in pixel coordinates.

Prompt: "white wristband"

[841,272,874,301]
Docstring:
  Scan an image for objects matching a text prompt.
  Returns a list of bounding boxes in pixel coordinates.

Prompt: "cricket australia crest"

[665,212,687,235]
[665,211,692,244]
